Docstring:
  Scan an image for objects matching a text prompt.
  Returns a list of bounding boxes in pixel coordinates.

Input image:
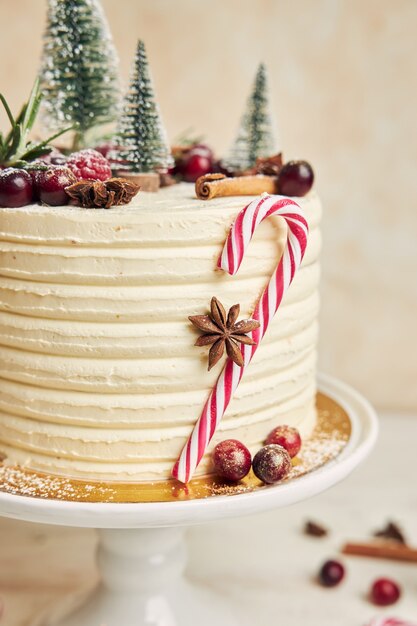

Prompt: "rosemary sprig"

[0,78,74,167]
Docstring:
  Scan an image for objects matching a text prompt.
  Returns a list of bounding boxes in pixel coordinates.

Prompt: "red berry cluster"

[318,559,401,606]
[212,425,302,484]
[0,149,112,208]
[172,143,231,183]
[171,141,314,197]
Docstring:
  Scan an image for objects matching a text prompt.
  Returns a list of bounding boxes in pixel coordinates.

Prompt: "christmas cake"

[0,0,320,485]
[0,184,321,481]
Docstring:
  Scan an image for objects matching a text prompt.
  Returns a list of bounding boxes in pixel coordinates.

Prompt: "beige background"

[0,0,416,411]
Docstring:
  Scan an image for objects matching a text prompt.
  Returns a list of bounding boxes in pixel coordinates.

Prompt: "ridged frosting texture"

[0,184,321,481]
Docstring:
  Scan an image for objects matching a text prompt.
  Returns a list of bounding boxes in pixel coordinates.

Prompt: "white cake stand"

[0,374,377,626]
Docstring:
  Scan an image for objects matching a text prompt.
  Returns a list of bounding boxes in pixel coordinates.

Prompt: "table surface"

[0,412,416,626]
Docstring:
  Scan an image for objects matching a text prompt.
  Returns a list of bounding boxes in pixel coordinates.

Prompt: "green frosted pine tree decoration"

[225,63,278,172]
[40,0,121,149]
[115,40,173,173]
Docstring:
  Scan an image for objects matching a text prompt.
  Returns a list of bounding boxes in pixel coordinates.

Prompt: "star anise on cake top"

[189,297,260,371]
[243,152,283,176]
[65,177,140,209]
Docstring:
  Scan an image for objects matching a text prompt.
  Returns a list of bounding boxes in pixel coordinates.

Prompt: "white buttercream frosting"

[0,184,321,481]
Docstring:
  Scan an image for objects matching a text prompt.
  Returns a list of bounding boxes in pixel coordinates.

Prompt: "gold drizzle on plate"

[0,392,351,504]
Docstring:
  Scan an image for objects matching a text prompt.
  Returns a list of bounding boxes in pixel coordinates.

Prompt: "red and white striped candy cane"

[172,193,309,484]
[368,617,417,626]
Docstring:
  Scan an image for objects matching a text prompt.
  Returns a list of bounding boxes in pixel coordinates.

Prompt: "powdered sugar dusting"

[288,408,349,480]
[0,392,350,504]
[0,465,116,502]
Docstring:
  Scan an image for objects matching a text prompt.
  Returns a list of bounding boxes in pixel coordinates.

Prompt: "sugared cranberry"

[318,560,345,587]
[36,167,77,206]
[0,168,33,207]
[25,164,49,200]
[39,148,67,166]
[211,159,235,177]
[370,578,401,606]
[67,149,112,181]
[252,444,291,484]
[212,439,252,481]
[277,160,314,197]
[94,142,116,159]
[50,153,67,166]
[191,143,214,159]
[179,147,213,182]
[265,425,302,458]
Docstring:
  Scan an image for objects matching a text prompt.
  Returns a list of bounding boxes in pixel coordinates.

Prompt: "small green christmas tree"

[40,0,121,149]
[225,63,278,172]
[114,40,173,173]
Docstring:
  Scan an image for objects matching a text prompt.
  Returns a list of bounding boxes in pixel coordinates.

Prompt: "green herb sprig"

[0,78,73,168]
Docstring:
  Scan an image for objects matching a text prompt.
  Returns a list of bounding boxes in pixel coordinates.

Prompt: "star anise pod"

[65,177,140,209]
[373,521,407,545]
[189,297,260,371]
[242,152,284,176]
[304,520,329,538]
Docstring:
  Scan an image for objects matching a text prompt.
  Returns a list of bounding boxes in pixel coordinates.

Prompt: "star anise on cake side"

[189,297,260,371]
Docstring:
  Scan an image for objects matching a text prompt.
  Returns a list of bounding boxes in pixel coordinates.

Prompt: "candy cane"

[172,193,309,483]
[368,617,417,626]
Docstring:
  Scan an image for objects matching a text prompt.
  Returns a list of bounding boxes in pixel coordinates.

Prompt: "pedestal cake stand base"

[53,527,237,626]
[0,375,378,626]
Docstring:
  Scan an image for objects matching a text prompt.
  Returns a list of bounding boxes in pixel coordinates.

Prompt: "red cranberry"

[25,164,49,200]
[50,153,68,166]
[370,578,401,606]
[94,142,120,160]
[180,148,213,183]
[211,159,235,177]
[212,439,252,481]
[318,560,345,587]
[191,143,214,159]
[39,148,67,166]
[265,425,302,458]
[252,444,291,484]
[36,167,77,206]
[277,160,314,197]
[0,168,33,207]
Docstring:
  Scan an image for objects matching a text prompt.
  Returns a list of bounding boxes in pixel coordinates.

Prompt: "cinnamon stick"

[342,541,417,563]
[195,173,278,200]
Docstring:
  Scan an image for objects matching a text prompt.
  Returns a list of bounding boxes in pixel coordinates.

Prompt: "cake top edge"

[0,183,320,218]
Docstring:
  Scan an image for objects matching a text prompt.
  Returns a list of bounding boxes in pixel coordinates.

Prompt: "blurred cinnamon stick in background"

[342,541,417,563]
